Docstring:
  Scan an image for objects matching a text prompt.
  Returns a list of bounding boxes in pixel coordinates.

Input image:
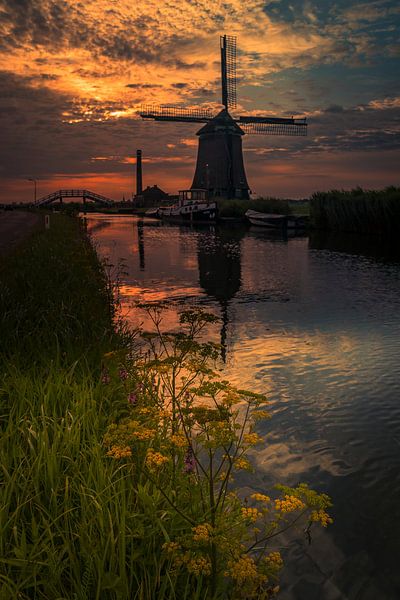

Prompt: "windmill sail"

[238,115,307,136]
[220,35,237,110]
[139,105,212,123]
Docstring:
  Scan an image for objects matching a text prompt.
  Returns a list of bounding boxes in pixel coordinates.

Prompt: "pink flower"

[101,370,110,385]
[183,447,196,474]
[119,368,129,381]
[128,392,137,405]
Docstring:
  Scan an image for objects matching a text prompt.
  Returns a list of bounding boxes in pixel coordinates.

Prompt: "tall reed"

[309,187,400,235]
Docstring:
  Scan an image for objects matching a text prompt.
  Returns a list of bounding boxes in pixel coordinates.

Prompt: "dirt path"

[0,211,42,257]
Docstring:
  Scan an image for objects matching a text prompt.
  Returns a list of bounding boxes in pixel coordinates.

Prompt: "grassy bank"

[0,215,332,599]
[310,187,400,235]
[0,214,121,367]
[0,215,136,598]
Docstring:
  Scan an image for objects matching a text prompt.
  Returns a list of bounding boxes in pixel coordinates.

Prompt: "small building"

[135,185,170,207]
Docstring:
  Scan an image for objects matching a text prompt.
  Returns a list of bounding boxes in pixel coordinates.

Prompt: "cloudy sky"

[0,0,399,202]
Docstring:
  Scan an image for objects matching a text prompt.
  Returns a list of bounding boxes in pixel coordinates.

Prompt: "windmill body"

[192,109,249,199]
[140,36,307,199]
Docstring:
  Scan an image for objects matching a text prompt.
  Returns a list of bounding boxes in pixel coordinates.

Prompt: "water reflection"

[137,219,145,271]
[309,229,400,263]
[197,226,244,361]
[86,214,400,600]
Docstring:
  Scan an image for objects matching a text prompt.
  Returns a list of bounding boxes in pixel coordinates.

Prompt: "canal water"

[86,214,400,600]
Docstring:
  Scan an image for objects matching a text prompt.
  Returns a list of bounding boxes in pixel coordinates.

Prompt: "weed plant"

[101,305,332,599]
[310,186,400,235]
[0,216,332,599]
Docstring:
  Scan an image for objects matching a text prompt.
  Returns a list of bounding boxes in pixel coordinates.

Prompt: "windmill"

[140,35,307,200]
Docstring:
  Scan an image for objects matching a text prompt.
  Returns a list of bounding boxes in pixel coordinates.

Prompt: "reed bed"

[309,187,400,235]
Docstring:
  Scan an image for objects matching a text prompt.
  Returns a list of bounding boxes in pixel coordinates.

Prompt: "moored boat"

[246,209,308,230]
[144,207,159,217]
[156,189,217,223]
[245,209,287,228]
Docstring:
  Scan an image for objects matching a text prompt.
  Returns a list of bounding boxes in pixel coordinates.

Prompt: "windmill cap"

[196,109,245,136]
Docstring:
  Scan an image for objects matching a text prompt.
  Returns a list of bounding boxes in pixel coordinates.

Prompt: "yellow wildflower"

[162,541,181,554]
[241,507,262,522]
[192,523,212,542]
[145,449,169,471]
[254,410,271,421]
[187,556,212,576]
[106,445,132,459]
[243,433,263,446]
[310,510,333,527]
[173,551,191,567]
[226,555,265,584]
[275,494,305,513]
[264,551,283,569]
[138,407,152,415]
[170,433,187,448]
[251,493,271,503]
[159,409,171,418]
[222,390,241,405]
[234,457,252,471]
[133,428,156,441]
[103,419,156,447]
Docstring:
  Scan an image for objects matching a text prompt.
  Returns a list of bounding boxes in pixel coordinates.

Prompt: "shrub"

[103,305,333,599]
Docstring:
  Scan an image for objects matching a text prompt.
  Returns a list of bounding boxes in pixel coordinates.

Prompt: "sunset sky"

[0,0,399,203]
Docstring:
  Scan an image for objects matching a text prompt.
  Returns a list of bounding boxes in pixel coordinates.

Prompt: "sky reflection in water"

[87,214,400,600]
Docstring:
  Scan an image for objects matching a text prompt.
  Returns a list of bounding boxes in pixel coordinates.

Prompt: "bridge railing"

[34,189,115,206]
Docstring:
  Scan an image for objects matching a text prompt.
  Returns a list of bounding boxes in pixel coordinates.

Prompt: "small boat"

[246,210,308,230]
[157,189,217,223]
[245,210,287,228]
[144,207,159,217]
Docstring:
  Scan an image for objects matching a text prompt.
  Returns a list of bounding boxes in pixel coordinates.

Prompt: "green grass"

[0,214,120,368]
[309,186,400,235]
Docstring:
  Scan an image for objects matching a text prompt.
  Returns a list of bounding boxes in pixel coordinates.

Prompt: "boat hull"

[246,209,308,230]
[158,201,218,223]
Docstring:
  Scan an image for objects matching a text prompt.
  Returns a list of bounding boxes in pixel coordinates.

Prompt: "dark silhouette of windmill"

[140,35,307,200]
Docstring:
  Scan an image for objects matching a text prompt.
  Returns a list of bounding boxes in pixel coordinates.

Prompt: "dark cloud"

[126,83,162,89]
[325,104,345,113]
[0,0,205,69]
[0,0,70,50]
[242,99,400,166]
[301,102,400,154]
